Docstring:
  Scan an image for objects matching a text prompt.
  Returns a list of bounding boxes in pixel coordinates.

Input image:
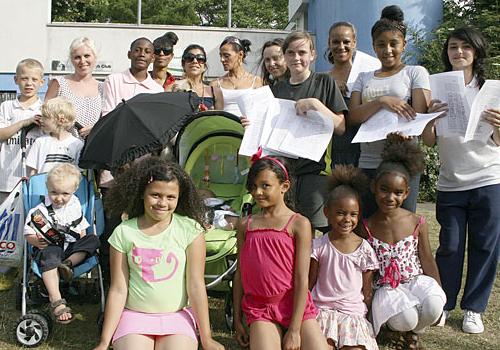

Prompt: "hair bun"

[381,133,424,177]
[241,39,252,53]
[381,5,404,22]
[163,31,179,46]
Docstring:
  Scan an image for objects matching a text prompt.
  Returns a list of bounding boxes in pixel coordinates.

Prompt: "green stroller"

[175,110,251,330]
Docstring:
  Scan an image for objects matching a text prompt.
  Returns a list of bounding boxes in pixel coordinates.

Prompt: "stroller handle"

[20,124,36,150]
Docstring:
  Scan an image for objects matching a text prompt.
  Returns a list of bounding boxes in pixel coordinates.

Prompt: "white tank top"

[217,76,257,117]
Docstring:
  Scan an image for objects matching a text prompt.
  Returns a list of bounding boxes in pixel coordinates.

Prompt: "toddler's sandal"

[50,298,74,325]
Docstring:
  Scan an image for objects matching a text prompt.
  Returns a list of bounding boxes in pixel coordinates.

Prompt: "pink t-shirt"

[101,69,164,116]
[311,234,379,316]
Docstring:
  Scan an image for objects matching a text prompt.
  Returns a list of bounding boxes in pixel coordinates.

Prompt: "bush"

[419,144,440,202]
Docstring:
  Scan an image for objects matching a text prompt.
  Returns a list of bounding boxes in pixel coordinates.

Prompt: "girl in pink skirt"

[309,165,379,350]
[93,157,223,350]
[233,153,328,350]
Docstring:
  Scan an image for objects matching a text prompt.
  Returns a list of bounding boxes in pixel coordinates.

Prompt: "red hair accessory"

[250,147,289,181]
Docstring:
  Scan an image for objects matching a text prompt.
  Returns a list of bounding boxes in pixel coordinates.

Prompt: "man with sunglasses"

[150,32,179,91]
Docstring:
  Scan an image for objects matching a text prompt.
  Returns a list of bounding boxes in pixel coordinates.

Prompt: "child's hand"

[78,125,93,138]
[240,116,250,129]
[34,234,48,249]
[234,321,249,347]
[379,96,416,120]
[295,98,320,115]
[482,108,500,128]
[428,99,448,116]
[282,329,301,350]
[202,338,225,350]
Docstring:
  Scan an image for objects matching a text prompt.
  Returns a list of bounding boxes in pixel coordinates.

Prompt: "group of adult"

[46,4,499,337]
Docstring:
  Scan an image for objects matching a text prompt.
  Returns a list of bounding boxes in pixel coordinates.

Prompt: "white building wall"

[0,0,289,80]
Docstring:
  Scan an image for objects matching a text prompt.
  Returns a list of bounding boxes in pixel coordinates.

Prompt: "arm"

[25,233,48,249]
[308,258,319,291]
[44,79,60,100]
[295,98,345,135]
[482,108,500,146]
[422,99,448,147]
[0,116,39,141]
[94,247,129,350]
[362,270,375,310]
[213,86,224,111]
[417,219,442,285]
[186,233,224,350]
[233,219,249,347]
[282,215,313,350]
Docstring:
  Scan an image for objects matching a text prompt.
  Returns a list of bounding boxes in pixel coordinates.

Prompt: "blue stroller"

[14,171,105,347]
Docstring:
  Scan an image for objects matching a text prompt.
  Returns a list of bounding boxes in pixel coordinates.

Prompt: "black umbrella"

[79,91,199,170]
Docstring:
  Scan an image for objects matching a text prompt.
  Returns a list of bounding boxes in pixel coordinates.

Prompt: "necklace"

[189,80,208,111]
[226,71,248,89]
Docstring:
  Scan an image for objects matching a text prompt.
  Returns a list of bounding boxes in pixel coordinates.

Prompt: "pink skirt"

[112,308,198,344]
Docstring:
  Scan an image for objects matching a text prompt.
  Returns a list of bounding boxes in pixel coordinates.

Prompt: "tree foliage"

[51,0,289,29]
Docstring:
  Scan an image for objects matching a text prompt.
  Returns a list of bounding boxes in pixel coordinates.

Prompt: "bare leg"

[113,334,155,350]
[249,321,282,350]
[42,268,71,322]
[65,251,86,266]
[300,319,329,350]
[154,334,197,350]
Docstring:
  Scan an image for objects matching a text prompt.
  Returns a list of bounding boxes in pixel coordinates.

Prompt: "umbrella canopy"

[79,91,199,170]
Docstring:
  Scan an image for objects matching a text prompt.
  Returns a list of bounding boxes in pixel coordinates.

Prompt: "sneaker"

[462,310,484,334]
[435,310,449,327]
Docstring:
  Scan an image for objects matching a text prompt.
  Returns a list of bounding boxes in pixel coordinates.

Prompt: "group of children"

[0,4,499,350]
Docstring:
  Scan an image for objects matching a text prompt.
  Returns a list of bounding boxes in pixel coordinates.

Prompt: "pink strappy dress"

[240,214,317,327]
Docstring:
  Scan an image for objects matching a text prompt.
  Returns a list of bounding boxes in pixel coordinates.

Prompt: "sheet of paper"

[352,109,444,143]
[346,50,381,97]
[265,99,334,162]
[429,71,470,137]
[237,86,275,156]
[465,80,500,142]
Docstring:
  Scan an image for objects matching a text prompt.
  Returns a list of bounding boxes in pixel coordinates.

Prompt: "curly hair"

[325,165,369,207]
[246,156,295,210]
[371,5,406,40]
[442,26,488,88]
[375,134,424,184]
[104,156,206,227]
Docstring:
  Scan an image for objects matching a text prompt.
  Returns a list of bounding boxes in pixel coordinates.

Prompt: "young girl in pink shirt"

[309,165,379,350]
[233,153,327,350]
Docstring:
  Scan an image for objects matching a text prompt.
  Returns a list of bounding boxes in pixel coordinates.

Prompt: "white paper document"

[465,80,500,142]
[238,94,334,162]
[237,86,275,156]
[352,109,444,143]
[429,71,470,137]
[346,50,381,97]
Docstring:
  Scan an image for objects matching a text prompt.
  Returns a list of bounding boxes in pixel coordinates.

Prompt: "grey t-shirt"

[272,72,348,175]
[352,65,430,169]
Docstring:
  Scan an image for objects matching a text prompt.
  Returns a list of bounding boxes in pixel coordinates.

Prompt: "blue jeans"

[435,184,500,312]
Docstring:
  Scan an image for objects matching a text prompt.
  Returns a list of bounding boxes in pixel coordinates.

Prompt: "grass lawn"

[0,203,498,349]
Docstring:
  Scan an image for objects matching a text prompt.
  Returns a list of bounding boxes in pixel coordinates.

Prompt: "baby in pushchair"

[24,164,100,324]
[199,188,239,230]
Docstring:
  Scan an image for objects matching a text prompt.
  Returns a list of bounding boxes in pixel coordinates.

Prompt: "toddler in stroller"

[24,164,100,324]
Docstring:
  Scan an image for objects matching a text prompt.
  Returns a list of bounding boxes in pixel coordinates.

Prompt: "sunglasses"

[182,53,206,64]
[154,47,173,55]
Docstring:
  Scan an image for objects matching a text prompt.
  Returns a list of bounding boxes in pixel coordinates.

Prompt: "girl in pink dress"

[309,165,379,350]
[359,134,446,349]
[233,154,328,350]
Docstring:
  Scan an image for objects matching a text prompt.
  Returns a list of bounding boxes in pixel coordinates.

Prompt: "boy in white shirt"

[26,97,83,176]
[0,59,44,204]
[24,164,99,324]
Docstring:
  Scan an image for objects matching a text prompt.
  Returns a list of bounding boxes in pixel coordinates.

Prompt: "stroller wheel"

[15,313,50,347]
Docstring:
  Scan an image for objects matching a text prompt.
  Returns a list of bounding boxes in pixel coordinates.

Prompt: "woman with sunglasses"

[210,36,262,116]
[150,32,178,91]
[170,45,223,111]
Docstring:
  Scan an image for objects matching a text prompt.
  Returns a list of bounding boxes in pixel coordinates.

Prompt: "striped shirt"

[26,134,83,174]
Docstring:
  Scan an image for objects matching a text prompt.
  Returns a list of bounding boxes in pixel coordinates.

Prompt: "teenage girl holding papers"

[309,165,379,350]
[360,134,445,349]
[349,5,430,217]
[93,157,223,350]
[423,26,500,334]
[233,155,327,350]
